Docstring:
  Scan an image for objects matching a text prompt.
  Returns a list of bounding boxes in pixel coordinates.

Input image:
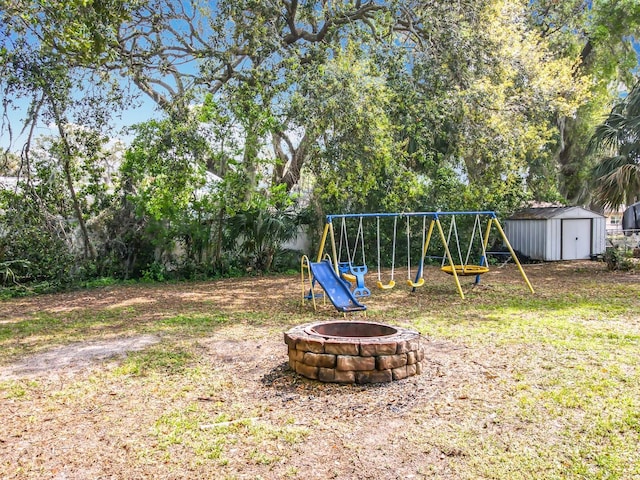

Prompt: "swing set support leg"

[493,218,535,294]
[316,223,330,263]
[436,218,465,299]
[474,265,483,285]
[317,221,340,274]
[475,218,493,285]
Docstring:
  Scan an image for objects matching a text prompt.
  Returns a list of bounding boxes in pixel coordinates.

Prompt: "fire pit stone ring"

[284,321,424,384]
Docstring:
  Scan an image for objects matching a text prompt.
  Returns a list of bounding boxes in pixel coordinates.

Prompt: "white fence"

[606,229,640,251]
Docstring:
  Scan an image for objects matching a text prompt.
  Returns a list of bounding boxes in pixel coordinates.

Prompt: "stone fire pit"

[284,321,424,384]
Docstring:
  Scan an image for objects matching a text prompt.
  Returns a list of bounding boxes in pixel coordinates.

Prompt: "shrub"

[604,247,634,271]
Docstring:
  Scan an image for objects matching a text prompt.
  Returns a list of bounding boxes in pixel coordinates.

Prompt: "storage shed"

[504,207,606,261]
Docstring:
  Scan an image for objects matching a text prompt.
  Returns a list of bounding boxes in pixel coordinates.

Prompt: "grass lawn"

[0,260,639,479]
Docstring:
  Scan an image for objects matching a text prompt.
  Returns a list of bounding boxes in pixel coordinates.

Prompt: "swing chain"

[376,216,397,284]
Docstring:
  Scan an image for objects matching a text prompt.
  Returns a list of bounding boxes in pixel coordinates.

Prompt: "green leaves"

[3,0,640,288]
[123,118,210,220]
[293,46,410,214]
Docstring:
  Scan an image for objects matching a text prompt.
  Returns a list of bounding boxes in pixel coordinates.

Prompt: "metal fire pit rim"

[303,320,405,340]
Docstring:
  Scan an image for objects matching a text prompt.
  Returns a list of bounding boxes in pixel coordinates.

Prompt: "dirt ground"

[0,261,638,479]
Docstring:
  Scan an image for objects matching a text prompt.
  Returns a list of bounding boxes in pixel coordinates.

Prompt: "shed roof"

[508,206,604,220]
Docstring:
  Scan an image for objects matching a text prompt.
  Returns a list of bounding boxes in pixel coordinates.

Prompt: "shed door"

[561,219,592,260]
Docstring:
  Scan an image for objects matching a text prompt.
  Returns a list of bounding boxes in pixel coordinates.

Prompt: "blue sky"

[1,84,162,151]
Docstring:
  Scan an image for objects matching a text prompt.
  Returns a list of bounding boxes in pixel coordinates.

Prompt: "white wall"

[592,217,607,256]
[505,219,547,260]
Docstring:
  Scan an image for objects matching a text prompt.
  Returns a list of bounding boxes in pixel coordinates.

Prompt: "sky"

[1,85,161,152]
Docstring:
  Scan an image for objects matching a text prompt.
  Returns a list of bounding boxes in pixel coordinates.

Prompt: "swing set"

[301,211,534,310]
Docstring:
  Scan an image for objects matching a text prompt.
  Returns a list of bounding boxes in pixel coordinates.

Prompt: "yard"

[1,261,639,479]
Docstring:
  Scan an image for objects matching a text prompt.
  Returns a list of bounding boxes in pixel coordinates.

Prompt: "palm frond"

[625,82,640,117]
[592,155,633,179]
[594,163,640,210]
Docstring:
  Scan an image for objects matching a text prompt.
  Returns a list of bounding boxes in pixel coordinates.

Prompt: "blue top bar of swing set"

[325,211,498,223]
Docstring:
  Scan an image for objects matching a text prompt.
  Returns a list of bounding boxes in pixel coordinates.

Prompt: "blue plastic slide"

[309,260,367,313]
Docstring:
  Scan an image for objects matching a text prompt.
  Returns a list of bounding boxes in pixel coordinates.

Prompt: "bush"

[225,207,307,274]
[0,192,78,287]
[604,247,634,271]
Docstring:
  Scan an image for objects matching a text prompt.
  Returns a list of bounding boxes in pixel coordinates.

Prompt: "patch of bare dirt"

[0,335,160,380]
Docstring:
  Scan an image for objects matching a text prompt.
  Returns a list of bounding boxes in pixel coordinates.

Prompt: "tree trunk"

[243,127,260,203]
[61,155,96,260]
[271,130,314,192]
[50,105,97,260]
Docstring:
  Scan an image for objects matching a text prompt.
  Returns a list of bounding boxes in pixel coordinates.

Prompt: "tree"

[527,0,640,205]
[1,0,132,259]
[284,45,416,214]
[105,0,401,204]
[457,1,591,208]
[105,0,391,114]
[225,207,301,272]
[0,131,122,286]
[377,1,591,212]
[590,81,640,209]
